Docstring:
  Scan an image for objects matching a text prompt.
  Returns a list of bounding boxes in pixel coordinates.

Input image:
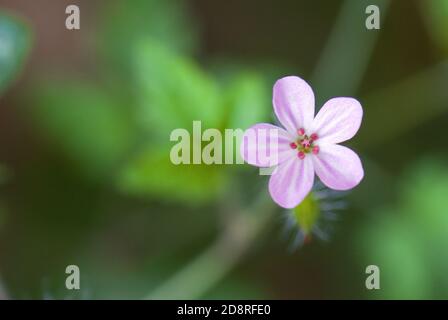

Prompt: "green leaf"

[0,13,32,95]
[98,0,198,75]
[134,40,223,140]
[29,81,134,180]
[358,160,448,298]
[421,0,448,53]
[118,147,227,204]
[225,71,270,130]
[220,72,270,167]
[361,214,430,299]
[401,160,448,243]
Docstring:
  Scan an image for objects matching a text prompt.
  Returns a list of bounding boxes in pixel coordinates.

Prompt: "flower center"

[289,128,319,159]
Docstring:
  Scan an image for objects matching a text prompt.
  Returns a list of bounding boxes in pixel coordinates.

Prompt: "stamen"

[312,146,320,155]
[310,133,318,141]
[298,151,305,159]
[290,142,297,149]
[297,128,305,136]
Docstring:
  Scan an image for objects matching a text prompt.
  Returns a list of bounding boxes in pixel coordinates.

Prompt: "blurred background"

[0,0,447,299]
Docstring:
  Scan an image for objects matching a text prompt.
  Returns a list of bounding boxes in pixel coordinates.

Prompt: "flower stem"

[144,194,275,300]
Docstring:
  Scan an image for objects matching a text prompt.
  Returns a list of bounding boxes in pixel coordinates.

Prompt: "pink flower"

[240,76,364,208]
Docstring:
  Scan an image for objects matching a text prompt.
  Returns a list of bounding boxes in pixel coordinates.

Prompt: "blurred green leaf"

[29,81,134,181]
[401,160,448,236]
[98,0,197,75]
[119,148,227,204]
[421,0,448,53]
[361,212,431,299]
[122,41,274,203]
[222,71,270,166]
[225,71,270,130]
[0,13,31,95]
[358,159,448,299]
[134,40,222,140]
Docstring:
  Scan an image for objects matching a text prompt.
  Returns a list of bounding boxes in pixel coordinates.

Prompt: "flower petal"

[273,76,315,135]
[311,97,362,144]
[312,144,364,190]
[240,123,296,167]
[268,156,314,208]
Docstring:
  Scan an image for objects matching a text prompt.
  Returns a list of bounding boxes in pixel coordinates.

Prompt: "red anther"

[310,133,318,141]
[312,146,320,155]
[297,128,305,136]
[289,142,297,149]
[298,151,305,159]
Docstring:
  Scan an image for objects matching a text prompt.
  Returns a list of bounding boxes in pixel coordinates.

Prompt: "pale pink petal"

[312,144,364,190]
[268,156,314,208]
[311,97,363,144]
[240,123,296,167]
[273,76,315,135]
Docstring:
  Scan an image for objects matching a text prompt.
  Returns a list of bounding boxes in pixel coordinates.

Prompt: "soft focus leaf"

[223,71,270,166]
[134,40,222,141]
[0,13,31,95]
[225,71,270,130]
[119,148,227,204]
[98,0,197,75]
[401,160,448,236]
[29,81,134,180]
[361,213,431,299]
[359,159,448,298]
[421,0,448,53]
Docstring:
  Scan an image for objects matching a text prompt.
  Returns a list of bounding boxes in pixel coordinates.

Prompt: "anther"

[297,128,305,136]
[290,142,297,149]
[312,146,320,155]
[310,133,318,141]
[298,151,305,159]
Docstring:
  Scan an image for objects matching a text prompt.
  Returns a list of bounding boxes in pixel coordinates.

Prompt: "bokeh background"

[0,0,448,299]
